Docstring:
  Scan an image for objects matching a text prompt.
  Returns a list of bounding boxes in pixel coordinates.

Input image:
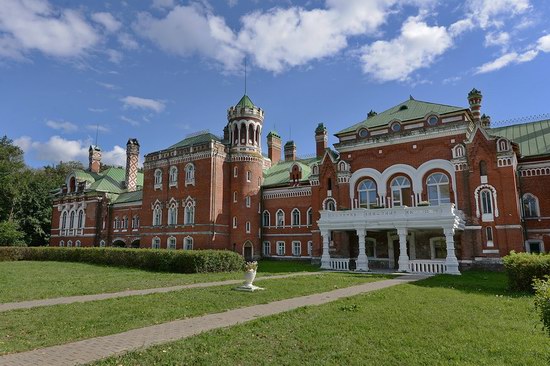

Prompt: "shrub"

[0,247,244,273]
[533,276,550,337]
[503,251,550,292]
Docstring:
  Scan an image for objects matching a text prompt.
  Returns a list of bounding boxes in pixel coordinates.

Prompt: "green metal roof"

[262,157,318,187]
[113,190,143,205]
[337,98,466,134]
[168,133,221,149]
[235,94,255,108]
[267,130,280,139]
[71,167,144,195]
[490,119,550,157]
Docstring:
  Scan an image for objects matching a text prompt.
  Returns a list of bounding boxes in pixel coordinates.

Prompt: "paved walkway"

[0,271,324,312]
[0,274,429,366]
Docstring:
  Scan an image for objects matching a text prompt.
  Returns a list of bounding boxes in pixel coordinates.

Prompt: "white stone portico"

[317,204,465,275]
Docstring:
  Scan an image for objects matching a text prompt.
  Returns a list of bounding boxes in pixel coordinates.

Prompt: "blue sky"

[2,0,550,167]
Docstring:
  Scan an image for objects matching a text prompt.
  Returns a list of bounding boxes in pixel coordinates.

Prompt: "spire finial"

[244,57,247,95]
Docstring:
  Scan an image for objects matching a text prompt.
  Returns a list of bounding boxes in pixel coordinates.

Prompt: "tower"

[315,123,327,157]
[88,145,101,173]
[284,140,297,161]
[468,88,483,124]
[227,94,265,260]
[267,131,281,165]
[125,138,140,192]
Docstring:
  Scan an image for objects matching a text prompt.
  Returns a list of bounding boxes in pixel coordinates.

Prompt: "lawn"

[94,271,549,366]
[0,272,388,355]
[0,260,319,302]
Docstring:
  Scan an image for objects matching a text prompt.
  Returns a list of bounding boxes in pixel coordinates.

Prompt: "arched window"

[248,124,254,144]
[77,210,84,229]
[276,209,285,227]
[453,145,465,158]
[184,198,195,224]
[324,198,336,211]
[426,173,451,206]
[486,227,493,243]
[523,194,539,218]
[154,169,163,187]
[358,179,377,208]
[168,203,178,225]
[233,124,239,145]
[391,176,411,207]
[99,240,105,247]
[113,217,119,229]
[291,209,300,226]
[479,160,487,176]
[69,211,76,229]
[240,123,247,144]
[390,122,402,132]
[132,215,139,229]
[153,204,162,226]
[123,216,128,229]
[233,216,237,228]
[246,221,251,233]
[59,240,65,247]
[167,236,176,250]
[75,240,81,247]
[184,236,193,250]
[307,208,313,226]
[67,240,73,247]
[61,211,67,230]
[262,211,270,227]
[152,237,161,249]
[169,166,178,185]
[480,189,493,215]
[185,163,195,185]
[69,177,76,192]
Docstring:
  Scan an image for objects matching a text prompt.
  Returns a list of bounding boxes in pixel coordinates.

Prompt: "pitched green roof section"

[168,133,221,149]
[235,94,255,108]
[491,119,550,157]
[113,190,143,205]
[267,130,280,139]
[337,98,466,134]
[262,157,318,187]
[71,167,143,195]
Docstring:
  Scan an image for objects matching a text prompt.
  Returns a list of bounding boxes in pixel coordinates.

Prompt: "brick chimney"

[315,123,327,157]
[125,138,140,192]
[468,88,482,124]
[284,140,296,161]
[88,145,101,173]
[267,131,281,165]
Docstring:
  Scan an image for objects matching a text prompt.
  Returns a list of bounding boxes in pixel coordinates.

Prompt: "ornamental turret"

[227,94,264,154]
[88,145,101,173]
[468,88,483,124]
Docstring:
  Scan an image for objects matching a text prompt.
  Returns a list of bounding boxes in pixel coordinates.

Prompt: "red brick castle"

[50,89,550,274]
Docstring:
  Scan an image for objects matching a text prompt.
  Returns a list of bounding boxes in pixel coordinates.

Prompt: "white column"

[397,227,409,272]
[356,228,369,271]
[444,227,461,275]
[320,230,331,269]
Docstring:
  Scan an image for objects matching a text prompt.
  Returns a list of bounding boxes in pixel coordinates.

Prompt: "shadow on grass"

[411,270,532,298]
[257,259,319,273]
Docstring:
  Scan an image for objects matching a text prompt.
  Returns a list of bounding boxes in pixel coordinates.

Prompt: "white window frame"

[323,198,336,211]
[525,240,544,254]
[245,196,251,208]
[292,241,301,256]
[153,204,162,226]
[234,166,238,177]
[429,237,447,259]
[246,221,251,233]
[233,191,237,203]
[307,241,313,256]
[169,166,178,187]
[185,163,195,186]
[480,189,494,222]
[262,210,270,227]
[358,179,377,209]
[99,240,105,247]
[276,209,285,228]
[247,171,251,182]
[67,240,73,247]
[168,202,178,226]
[277,241,285,256]
[263,241,271,256]
[233,216,237,228]
[59,240,65,247]
[154,169,163,190]
[184,198,195,225]
[485,227,494,247]
[390,176,411,207]
[152,237,161,249]
[426,173,451,206]
[167,236,177,250]
[184,236,193,250]
[291,208,300,227]
[522,193,540,218]
[307,208,313,226]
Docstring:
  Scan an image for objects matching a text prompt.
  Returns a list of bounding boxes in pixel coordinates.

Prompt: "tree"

[0,220,26,246]
[0,135,25,222]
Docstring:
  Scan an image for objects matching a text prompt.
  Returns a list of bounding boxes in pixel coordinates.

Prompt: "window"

[233,216,237,228]
[185,163,195,185]
[291,208,300,226]
[292,241,301,256]
[77,210,84,229]
[184,237,193,250]
[99,240,105,247]
[245,196,251,208]
[233,191,237,203]
[59,240,65,247]
[246,221,251,233]
[168,203,178,225]
[132,215,139,229]
[262,211,270,227]
[426,173,451,206]
[324,198,336,211]
[153,204,162,226]
[234,166,238,177]
[430,237,447,259]
[307,241,313,256]
[358,128,369,138]
[169,166,178,185]
[61,211,67,230]
[486,227,494,247]
[152,237,161,249]
[391,122,401,132]
[69,211,76,229]
[114,217,119,229]
[307,208,313,226]
[453,145,465,158]
[481,189,493,215]
[75,240,81,247]
[427,115,438,126]
[263,241,271,255]
[154,169,163,188]
[247,171,251,182]
[184,199,195,225]
[167,237,176,250]
[527,240,543,254]
[67,240,73,247]
[277,241,285,256]
[523,194,539,218]
[479,160,487,176]
[276,209,285,227]
[391,176,411,207]
[123,216,129,229]
[358,179,377,208]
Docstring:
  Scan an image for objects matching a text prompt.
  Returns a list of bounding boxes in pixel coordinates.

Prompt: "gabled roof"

[490,119,550,157]
[337,98,466,135]
[262,157,319,187]
[168,133,221,149]
[235,94,255,108]
[67,167,144,196]
[113,190,143,205]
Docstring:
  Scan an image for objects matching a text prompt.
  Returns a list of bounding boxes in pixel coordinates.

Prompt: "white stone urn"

[235,261,264,292]
[243,269,257,288]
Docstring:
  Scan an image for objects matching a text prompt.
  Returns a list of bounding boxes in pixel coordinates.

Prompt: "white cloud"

[476,50,538,73]
[106,49,123,63]
[91,12,121,33]
[152,0,175,9]
[466,0,530,29]
[538,34,550,52]
[46,119,78,133]
[485,31,510,47]
[360,16,453,81]
[96,81,117,90]
[121,96,165,113]
[118,33,139,50]
[449,18,475,37]
[0,0,99,59]
[14,135,127,166]
[121,116,140,126]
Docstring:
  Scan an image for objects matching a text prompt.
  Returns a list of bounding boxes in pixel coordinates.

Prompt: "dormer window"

[358,128,369,138]
[390,122,402,132]
[399,105,408,111]
[427,115,438,126]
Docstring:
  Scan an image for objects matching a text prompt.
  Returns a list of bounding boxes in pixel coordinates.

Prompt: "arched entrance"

[130,239,140,248]
[112,239,126,248]
[243,241,253,261]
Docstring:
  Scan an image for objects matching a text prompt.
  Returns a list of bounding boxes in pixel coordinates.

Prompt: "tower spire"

[244,57,247,95]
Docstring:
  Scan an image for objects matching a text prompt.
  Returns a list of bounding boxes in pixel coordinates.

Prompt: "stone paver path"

[0,271,323,312]
[0,274,429,366]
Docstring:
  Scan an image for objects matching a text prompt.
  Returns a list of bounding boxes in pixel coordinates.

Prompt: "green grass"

[93,272,549,366]
[0,273,387,355]
[0,260,320,302]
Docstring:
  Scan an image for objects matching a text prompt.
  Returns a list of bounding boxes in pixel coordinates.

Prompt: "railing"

[409,260,446,274]
[329,258,350,271]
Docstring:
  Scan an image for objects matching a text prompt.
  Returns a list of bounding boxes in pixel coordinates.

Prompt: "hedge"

[502,251,550,292]
[0,247,245,273]
[533,276,550,337]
